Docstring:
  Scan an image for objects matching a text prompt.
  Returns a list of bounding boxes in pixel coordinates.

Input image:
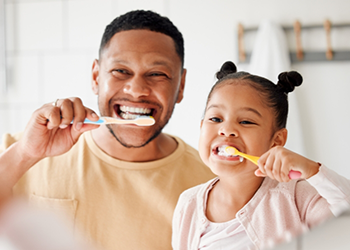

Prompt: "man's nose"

[123,76,151,98]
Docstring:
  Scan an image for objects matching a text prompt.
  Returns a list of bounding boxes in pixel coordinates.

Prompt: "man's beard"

[106,123,163,148]
[98,97,177,148]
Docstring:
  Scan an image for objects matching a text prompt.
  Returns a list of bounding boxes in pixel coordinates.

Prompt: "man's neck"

[91,126,178,162]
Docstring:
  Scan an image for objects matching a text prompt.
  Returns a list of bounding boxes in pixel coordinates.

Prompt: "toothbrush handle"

[82,118,105,124]
[248,156,301,179]
[70,118,105,125]
[227,147,302,180]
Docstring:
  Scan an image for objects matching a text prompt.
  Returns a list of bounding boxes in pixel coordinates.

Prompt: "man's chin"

[106,124,162,148]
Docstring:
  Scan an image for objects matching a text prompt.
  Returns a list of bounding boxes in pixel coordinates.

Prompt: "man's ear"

[271,128,288,147]
[176,69,187,103]
[91,59,100,95]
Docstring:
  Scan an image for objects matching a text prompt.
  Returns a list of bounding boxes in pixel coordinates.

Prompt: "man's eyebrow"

[109,59,128,64]
[152,60,172,66]
[109,59,172,68]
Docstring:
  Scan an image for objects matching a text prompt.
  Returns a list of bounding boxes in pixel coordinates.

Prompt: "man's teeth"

[120,113,139,120]
[119,106,152,120]
[120,106,152,114]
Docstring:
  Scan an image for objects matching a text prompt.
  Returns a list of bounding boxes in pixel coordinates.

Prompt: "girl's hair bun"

[277,71,303,94]
[216,61,237,80]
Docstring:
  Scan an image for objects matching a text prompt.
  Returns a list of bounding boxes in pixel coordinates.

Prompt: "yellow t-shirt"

[2,131,215,250]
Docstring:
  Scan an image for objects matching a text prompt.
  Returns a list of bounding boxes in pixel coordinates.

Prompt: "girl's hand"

[255,146,320,182]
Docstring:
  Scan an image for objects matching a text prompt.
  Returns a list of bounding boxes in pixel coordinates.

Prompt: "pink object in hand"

[288,170,301,179]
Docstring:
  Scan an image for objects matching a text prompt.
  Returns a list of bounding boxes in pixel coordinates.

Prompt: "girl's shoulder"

[176,177,219,214]
[179,177,219,201]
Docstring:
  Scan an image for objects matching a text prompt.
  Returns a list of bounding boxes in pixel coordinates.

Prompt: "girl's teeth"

[217,145,244,162]
[218,145,236,157]
[218,148,231,157]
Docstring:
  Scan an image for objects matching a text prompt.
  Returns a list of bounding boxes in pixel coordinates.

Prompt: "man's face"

[92,29,186,148]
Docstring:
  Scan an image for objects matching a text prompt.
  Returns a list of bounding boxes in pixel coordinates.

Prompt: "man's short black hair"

[99,10,184,67]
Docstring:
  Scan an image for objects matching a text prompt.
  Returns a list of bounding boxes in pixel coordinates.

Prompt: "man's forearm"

[0,142,40,192]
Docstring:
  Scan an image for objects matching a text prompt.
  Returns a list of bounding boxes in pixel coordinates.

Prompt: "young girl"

[172,61,350,250]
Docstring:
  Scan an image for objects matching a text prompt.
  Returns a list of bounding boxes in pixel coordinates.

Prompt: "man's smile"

[114,104,156,120]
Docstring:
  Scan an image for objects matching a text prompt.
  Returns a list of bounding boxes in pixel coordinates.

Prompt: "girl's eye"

[240,120,255,125]
[209,117,222,123]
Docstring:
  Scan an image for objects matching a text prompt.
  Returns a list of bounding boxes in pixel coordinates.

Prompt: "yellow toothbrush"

[224,146,301,179]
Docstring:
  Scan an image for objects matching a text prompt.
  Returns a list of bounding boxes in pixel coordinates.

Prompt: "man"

[0,10,215,250]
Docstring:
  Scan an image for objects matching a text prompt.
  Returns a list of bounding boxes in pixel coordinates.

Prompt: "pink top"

[172,165,350,250]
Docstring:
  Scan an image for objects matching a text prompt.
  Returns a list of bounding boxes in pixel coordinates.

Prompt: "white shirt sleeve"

[307,165,350,216]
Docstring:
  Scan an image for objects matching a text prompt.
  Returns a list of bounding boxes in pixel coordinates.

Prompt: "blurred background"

[0,0,350,249]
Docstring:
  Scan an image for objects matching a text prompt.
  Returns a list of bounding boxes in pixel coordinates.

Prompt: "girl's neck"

[206,174,264,223]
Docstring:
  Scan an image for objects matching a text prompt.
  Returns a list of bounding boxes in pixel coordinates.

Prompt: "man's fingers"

[46,106,62,130]
[59,99,74,129]
[71,98,87,131]
[43,98,100,135]
[86,108,99,121]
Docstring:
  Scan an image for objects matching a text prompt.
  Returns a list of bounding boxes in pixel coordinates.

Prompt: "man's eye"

[149,72,169,78]
[113,69,127,74]
[210,117,222,123]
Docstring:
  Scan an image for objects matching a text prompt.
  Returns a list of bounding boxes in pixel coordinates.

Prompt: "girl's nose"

[219,125,237,137]
[123,76,151,98]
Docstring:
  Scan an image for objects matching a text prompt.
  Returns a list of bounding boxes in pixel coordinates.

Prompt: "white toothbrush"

[80,116,155,126]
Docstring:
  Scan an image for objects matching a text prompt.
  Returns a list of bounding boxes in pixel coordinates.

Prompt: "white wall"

[3,0,348,178]
[1,0,350,249]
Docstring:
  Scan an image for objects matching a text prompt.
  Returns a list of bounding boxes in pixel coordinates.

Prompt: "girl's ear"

[271,128,288,147]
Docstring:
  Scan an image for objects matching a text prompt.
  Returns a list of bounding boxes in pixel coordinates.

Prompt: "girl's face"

[198,81,286,176]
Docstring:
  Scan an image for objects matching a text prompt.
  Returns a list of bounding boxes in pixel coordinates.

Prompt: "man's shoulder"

[180,178,215,199]
[172,135,214,171]
[172,135,202,162]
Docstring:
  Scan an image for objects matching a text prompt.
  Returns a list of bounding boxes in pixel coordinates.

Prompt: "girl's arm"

[256,146,350,216]
[307,165,350,216]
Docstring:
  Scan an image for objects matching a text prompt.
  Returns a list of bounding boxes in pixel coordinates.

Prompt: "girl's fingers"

[257,151,269,176]
[254,169,266,177]
[281,161,293,182]
[263,152,275,179]
[273,158,284,182]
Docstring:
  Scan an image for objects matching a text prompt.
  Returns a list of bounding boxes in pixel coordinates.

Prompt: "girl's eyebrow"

[206,104,262,117]
[206,104,221,111]
[242,107,262,117]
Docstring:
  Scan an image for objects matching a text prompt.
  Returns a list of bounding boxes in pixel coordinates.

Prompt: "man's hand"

[17,97,99,161]
[0,97,100,190]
